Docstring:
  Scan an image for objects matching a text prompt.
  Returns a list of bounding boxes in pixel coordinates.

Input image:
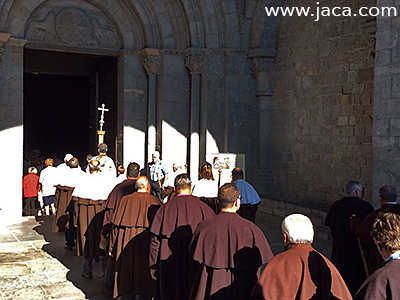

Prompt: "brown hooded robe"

[110,192,161,298]
[75,197,106,258]
[149,194,215,300]
[52,185,75,233]
[189,212,274,300]
[251,244,352,300]
[102,179,137,236]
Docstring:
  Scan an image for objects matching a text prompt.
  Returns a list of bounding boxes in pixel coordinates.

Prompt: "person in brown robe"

[52,157,85,250]
[324,180,374,295]
[189,183,274,300]
[354,211,400,300]
[353,185,400,274]
[149,173,215,300]
[101,162,141,293]
[74,159,115,279]
[109,176,162,299]
[252,214,352,300]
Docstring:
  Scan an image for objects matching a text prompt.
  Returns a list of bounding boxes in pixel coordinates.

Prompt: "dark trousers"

[23,197,38,216]
[150,179,162,200]
[65,199,77,248]
[237,203,259,223]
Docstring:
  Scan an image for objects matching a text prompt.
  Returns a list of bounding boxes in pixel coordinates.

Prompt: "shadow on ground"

[33,215,112,300]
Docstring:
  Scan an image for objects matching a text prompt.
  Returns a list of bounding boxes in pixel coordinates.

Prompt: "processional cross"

[97,103,109,145]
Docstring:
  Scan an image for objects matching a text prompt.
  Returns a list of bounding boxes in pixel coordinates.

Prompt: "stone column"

[248,48,276,195]
[184,48,205,182]
[140,48,161,162]
[0,36,26,225]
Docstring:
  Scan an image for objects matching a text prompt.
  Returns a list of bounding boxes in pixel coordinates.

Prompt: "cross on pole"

[98,103,109,132]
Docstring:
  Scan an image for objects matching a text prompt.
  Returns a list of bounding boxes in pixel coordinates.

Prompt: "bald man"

[109,176,162,299]
[231,167,261,223]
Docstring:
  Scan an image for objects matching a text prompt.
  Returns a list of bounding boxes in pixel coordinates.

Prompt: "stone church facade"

[0,0,398,224]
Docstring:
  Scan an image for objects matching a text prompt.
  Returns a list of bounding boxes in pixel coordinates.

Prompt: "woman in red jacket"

[22,166,40,216]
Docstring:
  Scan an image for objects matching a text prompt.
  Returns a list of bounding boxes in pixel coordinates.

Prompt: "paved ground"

[0,215,332,300]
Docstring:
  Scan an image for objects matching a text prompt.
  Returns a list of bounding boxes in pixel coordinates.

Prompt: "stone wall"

[0,37,25,225]
[373,0,400,207]
[271,0,377,204]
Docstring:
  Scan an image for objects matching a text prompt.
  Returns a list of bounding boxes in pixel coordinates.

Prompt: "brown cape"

[189,212,274,300]
[251,244,352,300]
[101,179,137,236]
[75,197,106,258]
[324,196,374,294]
[52,185,75,233]
[354,259,400,300]
[110,192,161,298]
[356,203,400,274]
[149,194,215,300]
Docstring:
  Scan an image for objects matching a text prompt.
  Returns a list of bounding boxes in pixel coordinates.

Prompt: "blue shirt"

[234,179,261,205]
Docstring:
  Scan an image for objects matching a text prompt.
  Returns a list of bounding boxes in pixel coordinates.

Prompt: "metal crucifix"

[97,103,109,132]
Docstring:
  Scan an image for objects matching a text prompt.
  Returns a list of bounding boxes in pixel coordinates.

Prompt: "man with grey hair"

[252,214,351,300]
[324,180,374,295]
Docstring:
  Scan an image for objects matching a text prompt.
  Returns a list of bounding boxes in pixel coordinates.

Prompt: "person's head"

[45,158,54,167]
[199,162,214,180]
[231,167,244,182]
[68,157,79,169]
[281,214,314,246]
[135,176,151,193]
[378,185,397,205]
[152,151,160,163]
[28,166,37,174]
[64,153,73,163]
[89,159,100,173]
[98,143,108,155]
[86,154,93,162]
[345,180,363,199]
[117,165,125,175]
[127,162,140,179]
[174,173,191,194]
[371,211,400,259]
[218,183,241,211]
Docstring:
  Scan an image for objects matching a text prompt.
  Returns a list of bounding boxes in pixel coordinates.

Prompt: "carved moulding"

[25,7,120,49]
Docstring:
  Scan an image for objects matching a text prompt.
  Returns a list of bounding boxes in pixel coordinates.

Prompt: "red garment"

[23,174,39,197]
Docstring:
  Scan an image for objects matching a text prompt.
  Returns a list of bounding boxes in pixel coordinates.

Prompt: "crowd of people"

[21,146,400,299]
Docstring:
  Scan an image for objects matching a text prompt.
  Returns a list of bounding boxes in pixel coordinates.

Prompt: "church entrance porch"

[23,49,118,168]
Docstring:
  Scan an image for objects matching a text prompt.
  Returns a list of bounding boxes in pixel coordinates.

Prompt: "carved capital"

[184,48,205,74]
[0,33,11,61]
[248,48,276,93]
[140,48,161,75]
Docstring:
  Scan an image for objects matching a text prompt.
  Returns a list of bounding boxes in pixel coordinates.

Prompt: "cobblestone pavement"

[0,215,331,300]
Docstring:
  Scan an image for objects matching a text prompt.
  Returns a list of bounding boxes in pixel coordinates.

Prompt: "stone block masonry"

[373,0,400,207]
[271,0,376,204]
